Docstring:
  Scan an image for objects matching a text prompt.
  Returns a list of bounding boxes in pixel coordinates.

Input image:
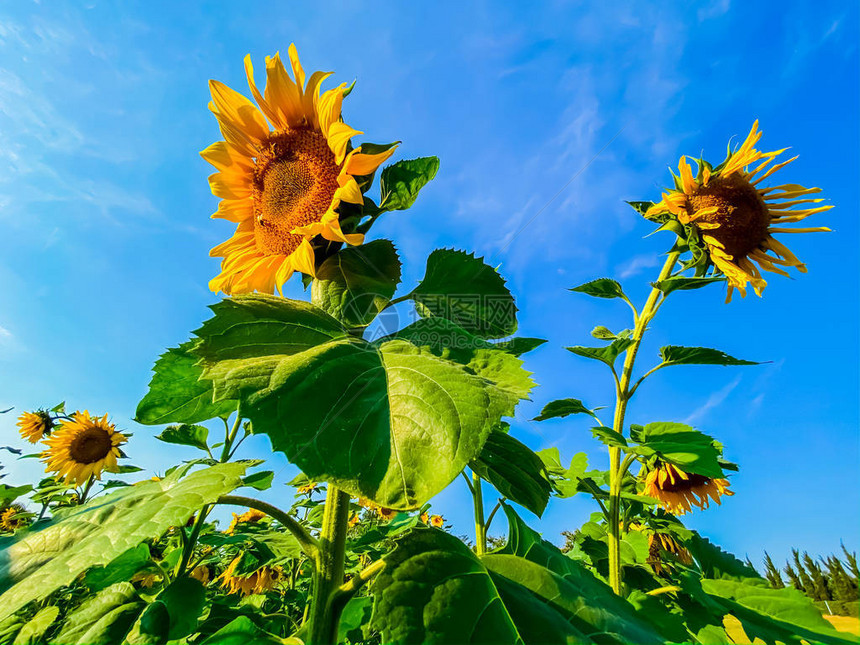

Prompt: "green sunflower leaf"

[533,398,597,422]
[83,544,152,592]
[135,341,237,426]
[200,616,290,645]
[493,337,547,357]
[10,605,58,645]
[54,582,143,645]
[154,577,207,640]
[567,337,634,368]
[590,426,628,448]
[631,422,724,478]
[379,156,440,211]
[470,431,551,517]
[658,345,761,368]
[570,278,627,300]
[193,296,529,509]
[0,462,248,622]
[407,249,518,339]
[370,529,523,644]
[311,239,402,328]
[651,276,725,295]
[155,424,209,452]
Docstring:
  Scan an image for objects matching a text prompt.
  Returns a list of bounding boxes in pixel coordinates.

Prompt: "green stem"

[78,476,95,505]
[607,250,679,595]
[220,413,242,463]
[472,471,486,556]
[216,495,319,559]
[177,505,210,577]
[307,485,351,645]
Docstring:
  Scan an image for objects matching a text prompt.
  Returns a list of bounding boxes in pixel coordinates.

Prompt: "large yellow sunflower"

[646,121,832,301]
[41,411,127,486]
[16,410,53,443]
[204,44,397,295]
[218,556,283,596]
[642,462,733,516]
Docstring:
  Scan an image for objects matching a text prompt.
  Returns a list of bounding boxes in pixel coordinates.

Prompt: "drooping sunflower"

[0,504,28,532]
[190,564,211,585]
[16,410,53,443]
[646,121,832,301]
[41,411,127,486]
[642,462,733,516]
[647,532,693,575]
[204,44,398,295]
[218,556,283,596]
[225,508,267,534]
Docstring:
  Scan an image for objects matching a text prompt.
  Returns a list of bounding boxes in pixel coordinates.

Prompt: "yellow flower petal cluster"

[41,411,126,486]
[646,121,831,301]
[0,504,28,532]
[218,556,283,596]
[204,44,397,295]
[647,532,693,575]
[225,508,267,534]
[642,462,733,515]
[16,410,53,443]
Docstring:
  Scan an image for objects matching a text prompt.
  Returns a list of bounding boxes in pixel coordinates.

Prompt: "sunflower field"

[0,31,857,645]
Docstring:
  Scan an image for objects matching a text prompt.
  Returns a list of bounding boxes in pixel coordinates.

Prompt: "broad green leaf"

[470,431,551,517]
[533,398,596,422]
[591,325,617,340]
[156,423,209,452]
[338,596,373,644]
[0,614,24,645]
[702,578,856,645]
[408,249,517,339]
[194,299,524,509]
[567,338,634,368]
[0,462,248,621]
[83,544,152,592]
[371,529,522,644]
[11,606,58,645]
[156,576,207,640]
[652,276,725,295]
[241,470,274,491]
[632,422,724,478]
[493,337,547,357]
[54,582,143,645]
[384,317,535,414]
[311,239,402,327]
[135,341,237,425]
[659,345,760,368]
[590,426,628,448]
[201,616,295,645]
[379,156,440,211]
[686,533,761,581]
[570,278,627,300]
[0,485,31,507]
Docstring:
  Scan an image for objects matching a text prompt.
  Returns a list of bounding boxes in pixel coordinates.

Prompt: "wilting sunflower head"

[0,504,29,533]
[16,410,53,443]
[647,531,693,576]
[645,121,832,301]
[204,44,398,295]
[642,462,733,516]
[225,508,267,534]
[218,556,283,596]
[41,411,127,486]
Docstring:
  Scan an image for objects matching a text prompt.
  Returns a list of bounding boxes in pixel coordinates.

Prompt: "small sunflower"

[16,410,53,443]
[297,481,318,495]
[225,508,267,534]
[647,532,693,576]
[204,44,398,295]
[190,564,211,585]
[646,121,832,301]
[348,513,360,528]
[642,462,733,515]
[41,411,127,486]
[131,571,161,589]
[218,556,283,596]
[0,504,28,532]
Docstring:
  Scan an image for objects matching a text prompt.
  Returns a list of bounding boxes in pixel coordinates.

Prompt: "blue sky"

[0,1,857,567]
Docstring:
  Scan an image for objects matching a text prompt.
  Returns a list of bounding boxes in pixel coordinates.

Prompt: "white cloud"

[616,253,659,279]
[684,375,742,425]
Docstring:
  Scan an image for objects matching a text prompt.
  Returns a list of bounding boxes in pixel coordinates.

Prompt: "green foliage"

[567,338,634,369]
[651,276,725,295]
[54,582,143,645]
[200,617,290,645]
[630,422,725,479]
[311,240,402,328]
[11,606,58,645]
[156,423,210,452]
[190,295,529,509]
[407,249,518,339]
[379,157,440,211]
[135,341,237,425]
[470,431,551,517]
[0,462,248,621]
[570,278,627,300]
[658,345,760,368]
[533,398,598,422]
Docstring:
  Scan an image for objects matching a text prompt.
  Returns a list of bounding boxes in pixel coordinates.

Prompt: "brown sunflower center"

[253,129,340,256]
[687,173,770,259]
[68,426,113,464]
[660,472,709,493]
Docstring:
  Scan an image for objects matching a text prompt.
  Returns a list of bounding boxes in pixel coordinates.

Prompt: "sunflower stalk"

[471,470,487,556]
[607,249,680,595]
[307,485,351,645]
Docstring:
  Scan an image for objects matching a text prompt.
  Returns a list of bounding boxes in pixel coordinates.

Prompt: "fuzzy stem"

[607,250,679,595]
[307,486,351,645]
[472,471,487,556]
